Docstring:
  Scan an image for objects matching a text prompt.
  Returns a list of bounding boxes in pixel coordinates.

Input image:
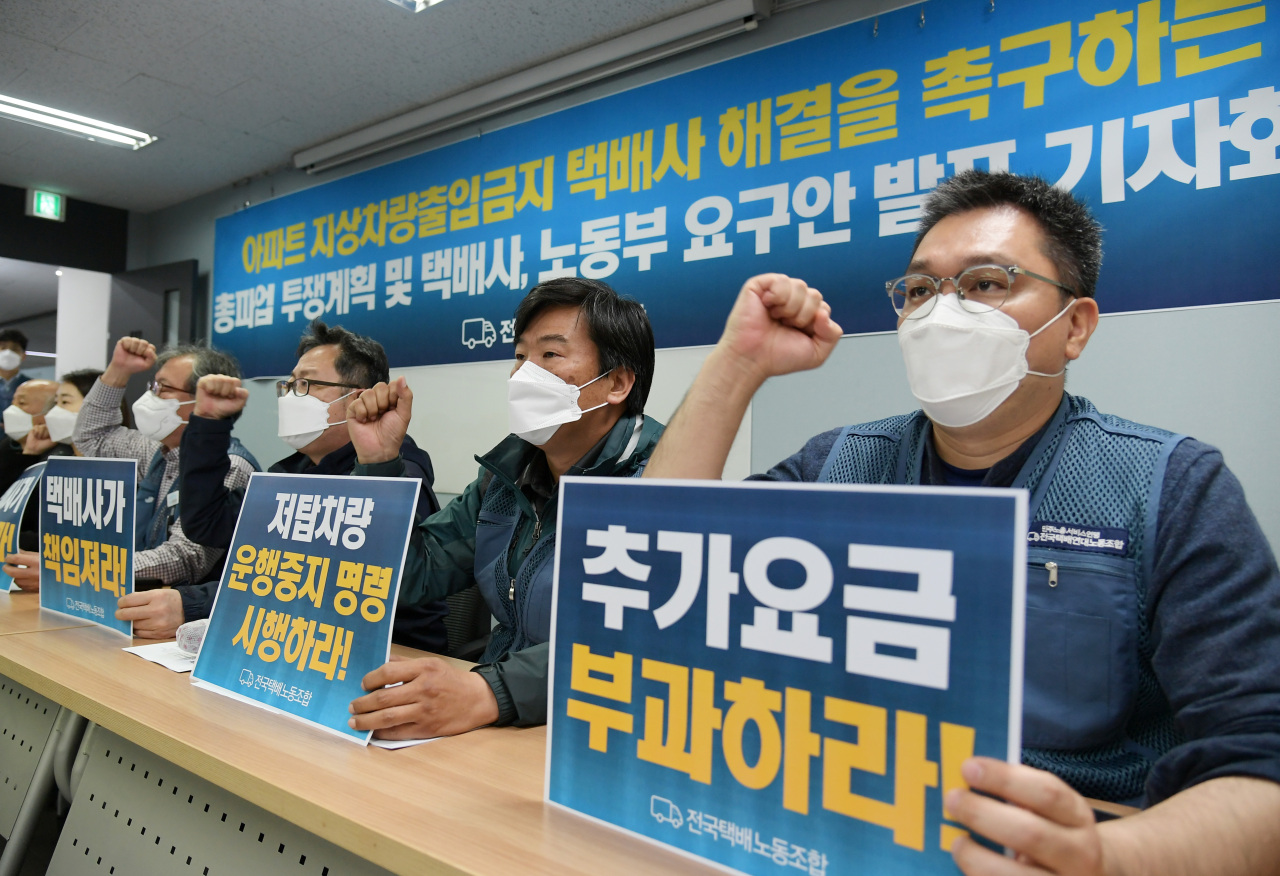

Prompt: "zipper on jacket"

[508,577,516,601]
[1045,561,1059,588]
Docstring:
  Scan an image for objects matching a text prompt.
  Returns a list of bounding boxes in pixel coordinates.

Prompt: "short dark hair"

[296,321,389,389]
[59,369,102,400]
[154,343,242,393]
[0,329,28,350]
[513,278,655,418]
[914,170,1102,299]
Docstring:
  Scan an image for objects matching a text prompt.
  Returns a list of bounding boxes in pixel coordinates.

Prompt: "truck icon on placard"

[462,318,496,349]
[238,669,255,686]
[650,795,683,828]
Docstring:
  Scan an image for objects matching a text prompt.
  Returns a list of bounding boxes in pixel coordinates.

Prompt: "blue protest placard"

[192,472,420,743]
[213,0,1278,377]
[547,478,1027,876]
[38,457,136,637]
[0,461,45,592]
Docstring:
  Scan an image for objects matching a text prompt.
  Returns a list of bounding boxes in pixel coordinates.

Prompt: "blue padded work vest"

[818,395,1187,804]
[136,438,259,552]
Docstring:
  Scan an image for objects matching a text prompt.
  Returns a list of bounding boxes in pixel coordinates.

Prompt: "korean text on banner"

[192,472,420,743]
[0,461,46,592]
[213,0,1279,377]
[546,478,1027,876]
[39,457,137,637]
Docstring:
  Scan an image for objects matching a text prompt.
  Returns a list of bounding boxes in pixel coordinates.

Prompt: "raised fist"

[111,336,158,375]
[194,374,249,420]
[346,377,413,466]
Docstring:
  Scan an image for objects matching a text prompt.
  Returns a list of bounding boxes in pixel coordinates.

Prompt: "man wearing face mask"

[344,278,662,738]
[0,329,34,413]
[73,337,260,638]
[644,170,1280,876]
[0,378,60,495]
[177,320,446,651]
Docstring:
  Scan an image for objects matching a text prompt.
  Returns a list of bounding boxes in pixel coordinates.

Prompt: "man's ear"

[606,368,636,406]
[1064,296,1099,361]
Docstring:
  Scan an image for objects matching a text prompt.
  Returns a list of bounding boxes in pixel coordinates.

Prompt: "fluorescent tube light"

[297,0,758,173]
[383,0,449,10]
[0,94,156,150]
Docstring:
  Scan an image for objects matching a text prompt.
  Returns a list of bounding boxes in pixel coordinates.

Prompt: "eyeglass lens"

[889,265,1014,317]
[276,378,311,397]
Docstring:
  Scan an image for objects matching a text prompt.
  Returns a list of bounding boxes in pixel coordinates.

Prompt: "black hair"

[59,369,102,400]
[0,329,29,350]
[296,321,389,389]
[57,368,131,428]
[513,277,655,418]
[914,170,1103,299]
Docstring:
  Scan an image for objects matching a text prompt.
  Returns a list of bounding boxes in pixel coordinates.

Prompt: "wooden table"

[0,590,92,636]
[0,601,719,876]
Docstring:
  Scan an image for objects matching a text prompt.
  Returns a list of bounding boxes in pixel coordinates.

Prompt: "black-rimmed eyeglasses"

[275,377,361,398]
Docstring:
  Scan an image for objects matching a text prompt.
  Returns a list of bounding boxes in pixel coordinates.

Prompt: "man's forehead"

[157,354,195,379]
[293,343,340,378]
[515,305,585,345]
[910,205,1045,268]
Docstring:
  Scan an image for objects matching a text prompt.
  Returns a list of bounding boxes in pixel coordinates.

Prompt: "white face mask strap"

[575,369,614,415]
[1025,298,1077,378]
[323,388,358,427]
[578,369,612,391]
[1027,297,1077,340]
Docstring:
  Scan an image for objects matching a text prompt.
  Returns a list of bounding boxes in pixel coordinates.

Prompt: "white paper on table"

[369,736,442,749]
[124,642,198,673]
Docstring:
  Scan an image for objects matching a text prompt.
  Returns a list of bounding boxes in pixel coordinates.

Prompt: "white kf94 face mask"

[507,361,611,446]
[132,392,195,442]
[3,405,33,441]
[898,292,1076,428]
[277,390,356,451]
[44,405,79,444]
[0,349,22,371]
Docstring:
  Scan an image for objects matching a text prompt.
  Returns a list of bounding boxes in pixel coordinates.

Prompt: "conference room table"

[0,589,720,876]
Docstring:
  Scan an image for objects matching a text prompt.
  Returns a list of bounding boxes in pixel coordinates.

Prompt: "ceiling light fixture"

[383,0,448,11]
[297,0,758,173]
[0,94,156,150]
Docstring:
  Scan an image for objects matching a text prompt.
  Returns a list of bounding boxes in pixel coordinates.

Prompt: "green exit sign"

[25,189,65,222]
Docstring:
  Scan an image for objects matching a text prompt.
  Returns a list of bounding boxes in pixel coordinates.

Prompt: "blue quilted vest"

[819,395,1187,804]
[136,438,260,552]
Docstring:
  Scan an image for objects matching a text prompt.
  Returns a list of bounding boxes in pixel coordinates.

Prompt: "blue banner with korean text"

[0,461,45,592]
[213,0,1279,377]
[192,472,419,743]
[38,457,136,637]
[546,478,1028,876]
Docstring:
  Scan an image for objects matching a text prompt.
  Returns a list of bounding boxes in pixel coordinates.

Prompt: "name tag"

[1027,521,1128,556]
[166,491,180,508]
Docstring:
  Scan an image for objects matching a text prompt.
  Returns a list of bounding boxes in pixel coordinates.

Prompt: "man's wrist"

[354,455,405,475]
[100,366,131,388]
[472,664,516,725]
[704,345,769,405]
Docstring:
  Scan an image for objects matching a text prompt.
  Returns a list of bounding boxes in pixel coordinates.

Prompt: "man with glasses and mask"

[343,278,662,738]
[73,337,260,638]
[178,320,447,652]
[644,170,1280,876]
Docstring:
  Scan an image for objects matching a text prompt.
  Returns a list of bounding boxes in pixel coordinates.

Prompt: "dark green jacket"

[355,413,664,725]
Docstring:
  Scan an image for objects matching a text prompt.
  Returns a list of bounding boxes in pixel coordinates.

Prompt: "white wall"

[56,268,112,374]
